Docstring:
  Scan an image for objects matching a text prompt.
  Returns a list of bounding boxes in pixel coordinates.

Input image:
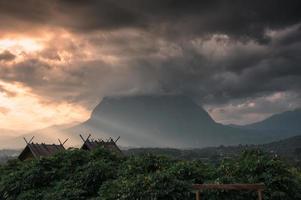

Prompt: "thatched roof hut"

[18,137,67,161]
[80,134,122,155]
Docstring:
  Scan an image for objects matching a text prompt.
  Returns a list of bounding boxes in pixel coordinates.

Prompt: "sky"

[0,0,301,134]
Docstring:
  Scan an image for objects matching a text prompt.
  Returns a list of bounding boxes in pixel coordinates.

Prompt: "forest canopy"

[0,148,300,200]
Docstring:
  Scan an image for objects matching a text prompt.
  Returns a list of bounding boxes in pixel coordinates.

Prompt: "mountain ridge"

[67,95,267,148]
[1,95,300,149]
[237,108,301,138]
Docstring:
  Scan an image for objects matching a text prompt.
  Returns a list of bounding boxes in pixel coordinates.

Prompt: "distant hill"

[260,135,301,157]
[125,135,301,165]
[200,134,301,161]
[68,95,266,148]
[0,149,20,164]
[238,108,301,138]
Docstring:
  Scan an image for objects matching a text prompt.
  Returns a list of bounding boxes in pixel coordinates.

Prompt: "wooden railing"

[193,183,265,200]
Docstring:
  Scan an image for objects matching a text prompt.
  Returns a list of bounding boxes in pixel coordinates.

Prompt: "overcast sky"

[0,0,300,132]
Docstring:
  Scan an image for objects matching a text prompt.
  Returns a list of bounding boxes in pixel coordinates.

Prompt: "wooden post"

[115,136,120,143]
[196,191,200,200]
[257,190,263,200]
[28,136,34,143]
[79,134,86,142]
[62,138,69,145]
[192,184,265,200]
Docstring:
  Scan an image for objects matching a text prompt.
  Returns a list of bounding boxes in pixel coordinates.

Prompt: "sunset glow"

[0,38,43,54]
[0,80,89,132]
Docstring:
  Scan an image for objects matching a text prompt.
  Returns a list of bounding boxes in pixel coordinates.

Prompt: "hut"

[80,134,122,155]
[18,137,67,161]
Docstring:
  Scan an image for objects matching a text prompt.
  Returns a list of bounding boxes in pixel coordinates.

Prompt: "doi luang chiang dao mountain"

[2,95,300,149]
[0,0,301,199]
[66,95,300,148]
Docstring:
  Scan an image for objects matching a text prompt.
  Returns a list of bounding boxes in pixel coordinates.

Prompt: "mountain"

[239,108,301,138]
[68,95,267,148]
[2,96,300,150]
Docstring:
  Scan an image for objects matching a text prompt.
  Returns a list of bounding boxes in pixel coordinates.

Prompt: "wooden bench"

[193,183,265,200]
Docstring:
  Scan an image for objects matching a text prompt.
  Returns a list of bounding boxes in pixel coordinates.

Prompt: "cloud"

[0,80,89,131]
[0,50,15,61]
[206,91,301,125]
[0,0,300,125]
[0,106,10,115]
[0,84,17,97]
[1,0,301,42]
[1,24,301,108]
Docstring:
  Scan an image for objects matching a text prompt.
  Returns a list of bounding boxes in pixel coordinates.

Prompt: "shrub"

[98,172,191,200]
[209,150,301,200]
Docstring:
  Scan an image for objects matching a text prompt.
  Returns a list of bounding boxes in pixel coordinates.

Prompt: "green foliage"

[207,150,301,200]
[0,148,120,199]
[120,154,172,176]
[43,180,86,200]
[98,154,199,200]
[0,148,300,200]
[168,160,213,183]
[98,173,191,200]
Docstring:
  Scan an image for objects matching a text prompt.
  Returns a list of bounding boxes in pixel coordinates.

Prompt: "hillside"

[68,95,265,148]
[126,135,301,165]
[0,149,20,164]
[198,135,301,165]
[239,108,301,138]
[260,135,301,158]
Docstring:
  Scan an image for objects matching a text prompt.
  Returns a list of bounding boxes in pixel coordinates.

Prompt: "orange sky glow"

[0,25,139,138]
[0,31,91,134]
[0,80,89,132]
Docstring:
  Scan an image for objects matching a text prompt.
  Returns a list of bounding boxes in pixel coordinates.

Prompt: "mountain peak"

[91,94,214,125]
[73,94,263,148]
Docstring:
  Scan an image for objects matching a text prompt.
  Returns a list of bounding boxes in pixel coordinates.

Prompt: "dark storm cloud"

[0,59,52,85]
[0,0,301,123]
[117,24,301,105]
[0,50,15,61]
[1,23,300,108]
[1,0,301,42]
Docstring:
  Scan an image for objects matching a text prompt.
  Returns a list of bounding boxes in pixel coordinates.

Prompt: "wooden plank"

[193,184,265,191]
[195,191,200,200]
[257,190,263,200]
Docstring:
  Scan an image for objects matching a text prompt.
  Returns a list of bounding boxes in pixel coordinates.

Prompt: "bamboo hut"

[18,137,67,161]
[80,134,122,155]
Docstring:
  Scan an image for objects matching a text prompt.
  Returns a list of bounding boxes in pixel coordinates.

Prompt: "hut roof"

[18,143,65,161]
[81,136,122,154]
